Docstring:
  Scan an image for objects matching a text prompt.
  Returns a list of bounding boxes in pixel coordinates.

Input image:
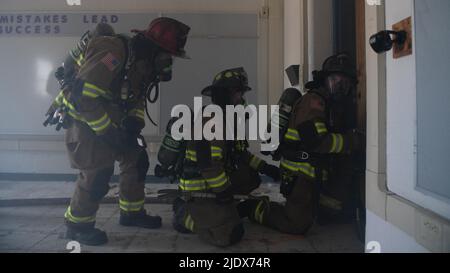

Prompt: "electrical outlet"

[415,212,443,252]
[444,224,450,252]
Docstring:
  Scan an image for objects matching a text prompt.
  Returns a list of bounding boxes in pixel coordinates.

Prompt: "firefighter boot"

[172,203,194,234]
[119,209,162,229]
[172,197,186,213]
[237,199,261,218]
[65,223,108,246]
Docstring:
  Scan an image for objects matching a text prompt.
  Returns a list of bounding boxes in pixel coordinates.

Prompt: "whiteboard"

[0,12,257,137]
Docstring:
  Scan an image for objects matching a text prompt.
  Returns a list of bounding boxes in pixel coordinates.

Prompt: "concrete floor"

[0,181,363,253]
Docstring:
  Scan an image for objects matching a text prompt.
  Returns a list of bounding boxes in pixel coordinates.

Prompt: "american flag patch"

[101,52,120,71]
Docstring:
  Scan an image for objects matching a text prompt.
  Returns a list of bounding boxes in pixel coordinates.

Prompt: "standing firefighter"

[45,23,116,129]
[45,17,190,246]
[171,67,280,247]
[238,54,363,235]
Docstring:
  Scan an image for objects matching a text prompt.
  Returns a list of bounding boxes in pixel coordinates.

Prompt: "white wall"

[283,0,334,88]
[283,0,302,89]
[0,0,260,13]
[366,210,429,253]
[0,0,285,176]
[306,0,333,81]
[365,0,450,253]
[385,0,450,220]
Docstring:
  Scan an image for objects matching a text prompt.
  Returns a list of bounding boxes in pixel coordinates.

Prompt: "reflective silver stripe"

[184,214,195,231]
[64,206,96,223]
[211,146,223,159]
[284,128,301,141]
[119,199,145,212]
[249,156,262,170]
[179,178,207,191]
[254,201,264,224]
[129,109,145,120]
[330,133,344,153]
[206,172,228,189]
[87,113,112,133]
[55,91,65,105]
[82,83,112,99]
[315,122,328,135]
[280,159,316,178]
[185,150,197,162]
[319,194,343,211]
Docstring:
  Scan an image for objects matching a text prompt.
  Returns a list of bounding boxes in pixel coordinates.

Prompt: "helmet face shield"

[325,73,354,100]
[230,88,245,106]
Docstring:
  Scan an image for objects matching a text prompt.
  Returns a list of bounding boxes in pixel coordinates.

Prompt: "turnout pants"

[249,174,318,235]
[64,121,149,228]
[173,166,261,247]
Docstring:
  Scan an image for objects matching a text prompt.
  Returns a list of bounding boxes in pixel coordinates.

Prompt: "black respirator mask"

[325,73,354,104]
[153,52,173,82]
[132,34,175,127]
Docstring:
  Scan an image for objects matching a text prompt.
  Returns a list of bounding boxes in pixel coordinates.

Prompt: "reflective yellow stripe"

[82,83,112,99]
[280,159,316,178]
[284,128,301,141]
[129,109,145,120]
[179,178,207,191]
[254,201,264,224]
[184,214,195,231]
[87,113,111,133]
[315,122,328,135]
[249,156,262,170]
[185,149,197,162]
[211,146,223,159]
[60,97,85,121]
[206,172,228,189]
[119,199,145,212]
[180,172,228,191]
[330,134,344,153]
[64,206,95,224]
[70,49,85,66]
[55,91,65,105]
[319,194,343,211]
[76,54,85,66]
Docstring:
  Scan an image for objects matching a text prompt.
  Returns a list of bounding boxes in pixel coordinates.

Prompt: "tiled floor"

[0,181,364,253]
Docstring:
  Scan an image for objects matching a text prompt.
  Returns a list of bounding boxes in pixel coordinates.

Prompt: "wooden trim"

[355,0,367,131]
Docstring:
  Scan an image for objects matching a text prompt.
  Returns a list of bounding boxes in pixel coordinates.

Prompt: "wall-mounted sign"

[0,13,156,37]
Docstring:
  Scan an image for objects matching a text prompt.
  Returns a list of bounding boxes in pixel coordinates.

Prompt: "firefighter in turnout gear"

[47,17,191,246]
[171,67,280,247]
[45,23,116,130]
[238,54,363,235]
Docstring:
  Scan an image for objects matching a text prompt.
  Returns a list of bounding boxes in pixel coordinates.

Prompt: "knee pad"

[90,167,114,201]
[229,223,245,245]
[137,149,150,181]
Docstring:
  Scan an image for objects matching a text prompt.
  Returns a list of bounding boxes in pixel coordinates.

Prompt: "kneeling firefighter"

[43,17,191,246]
[238,53,363,235]
[170,67,280,247]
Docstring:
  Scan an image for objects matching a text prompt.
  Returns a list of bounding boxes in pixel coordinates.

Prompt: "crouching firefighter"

[238,54,363,235]
[171,67,280,247]
[43,17,191,246]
